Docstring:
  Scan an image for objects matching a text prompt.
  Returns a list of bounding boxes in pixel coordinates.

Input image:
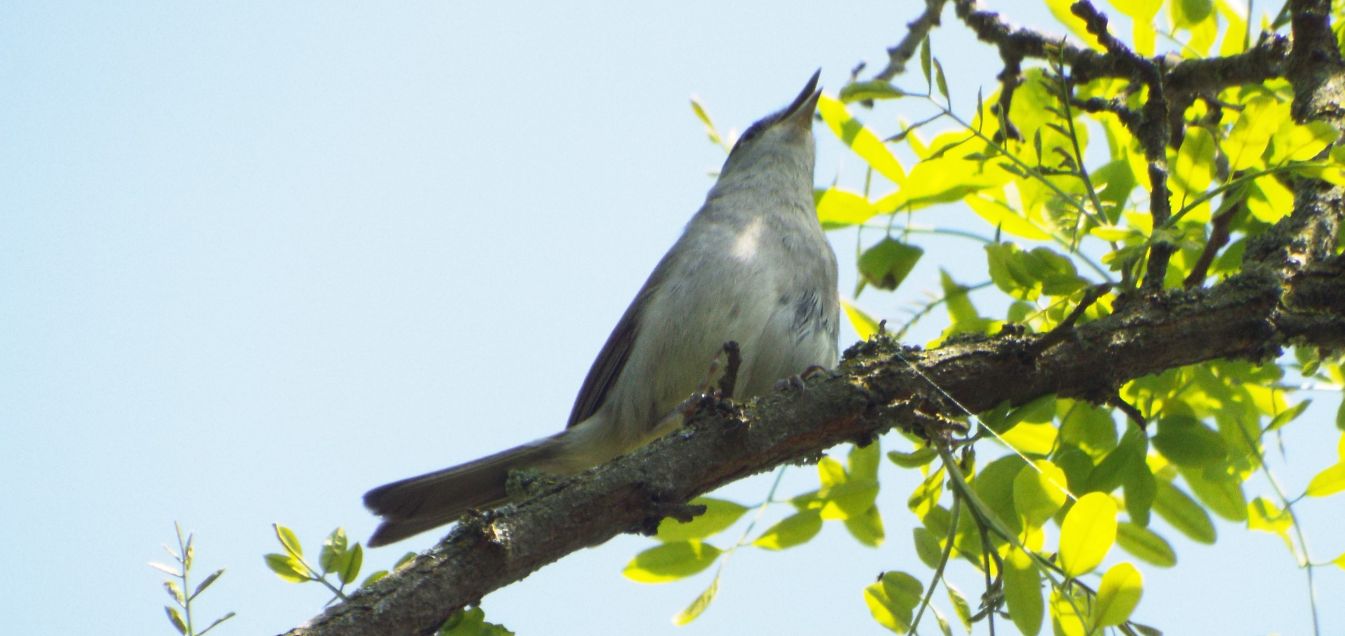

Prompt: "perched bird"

[364,71,839,546]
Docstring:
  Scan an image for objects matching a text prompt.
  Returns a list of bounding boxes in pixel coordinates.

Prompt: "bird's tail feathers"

[363,435,562,547]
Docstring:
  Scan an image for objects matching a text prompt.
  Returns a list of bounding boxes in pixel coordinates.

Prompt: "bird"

[364,71,839,547]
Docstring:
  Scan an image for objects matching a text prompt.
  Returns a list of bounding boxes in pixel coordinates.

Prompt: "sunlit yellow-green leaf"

[672,572,720,625]
[817,94,906,184]
[1224,97,1278,171]
[1050,587,1088,636]
[1045,0,1103,50]
[999,422,1059,455]
[623,541,722,583]
[1305,462,1345,497]
[1333,550,1345,571]
[1172,127,1216,196]
[1003,546,1043,635]
[1217,0,1249,55]
[1152,480,1217,544]
[1059,492,1119,577]
[1116,521,1177,567]
[966,193,1051,240]
[656,497,749,542]
[1093,562,1144,628]
[1247,173,1293,222]
[864,571,923,632]
[753,510,824,550]
[880,157,1011,212]
[888,446,937,468]
[1014,459,1070,528]
[908,467,946,519]
[263,553,308,583]
[816,187,878,226]
[1270,120,1339,164]
[841,299,880,341]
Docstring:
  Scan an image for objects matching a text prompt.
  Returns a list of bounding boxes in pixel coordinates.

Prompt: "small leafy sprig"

[265,524,512,634]
[149,522,235,636]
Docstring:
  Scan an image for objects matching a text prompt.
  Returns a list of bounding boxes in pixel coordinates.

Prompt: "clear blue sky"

[3,1,1341,634]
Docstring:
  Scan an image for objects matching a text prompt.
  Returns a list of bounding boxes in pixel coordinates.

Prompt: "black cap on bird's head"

[731,70,822,152]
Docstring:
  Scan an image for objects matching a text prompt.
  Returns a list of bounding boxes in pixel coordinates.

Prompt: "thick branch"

[286,255,1343,636]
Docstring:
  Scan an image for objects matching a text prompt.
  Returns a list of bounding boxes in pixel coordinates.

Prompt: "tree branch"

[286,250,1344,635]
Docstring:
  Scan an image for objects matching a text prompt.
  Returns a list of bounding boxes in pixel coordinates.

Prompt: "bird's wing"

[565,262,668,428]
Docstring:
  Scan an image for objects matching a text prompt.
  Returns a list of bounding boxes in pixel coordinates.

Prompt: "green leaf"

[164,606,188,635]
[1172,126,1216,196]
[946,581,973,632]
[1151,415,1228,467]
[857,238,923,294]
[1224,97,1278,171]
[672,572,720,625]
[1270,120,1339,164]
[273,523,303,557]
[753,510,824,550]
[164,580,185,606]
[1305,462,1345,497]
[1267,399,1311,432]
[190,569,225,601]
[320,528,348,574]
[933,58,949,101]
[690,97,726,150]
[440,606,514,636]
[816,187,878,226]
[863,571,924,632]
[940,270,981,328]
[844,505,885,547]
[912,526,944,569]
[1180,466,1248,521]
[1059,492,1119,577]
[1002,546,1044,636]
[622,541,722,583]
[965,194,1051,240]
[1093,562,1144,628]
[817,94,906,184]
[839,80,906,103]
[974,455,1027,538]
[339,543,363,585]
[656,497,750,542]
[1152,480,1216,543]
[841,299,880,341]
[264,553,309,583]
[1171,0,1213,28]
[1116,522,1177,567]
[920,36,932,89]
[1014,459,1070,528]
[1050,587,1088,636]
[888,446,937,468]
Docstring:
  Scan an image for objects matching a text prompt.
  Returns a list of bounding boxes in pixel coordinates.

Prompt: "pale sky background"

[3,1,1342,635]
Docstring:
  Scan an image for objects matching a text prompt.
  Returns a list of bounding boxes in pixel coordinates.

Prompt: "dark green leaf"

[839,80,906,103]
[857,238,923,295]
[1151,480,1216,543]
[1151,415,1229,467]
[912,526,944,569]
[889,446,938,468]
[1116,521,1177,567]
[339,543,363,585]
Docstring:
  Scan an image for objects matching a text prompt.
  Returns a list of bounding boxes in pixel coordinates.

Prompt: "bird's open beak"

[780,69,822,130]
